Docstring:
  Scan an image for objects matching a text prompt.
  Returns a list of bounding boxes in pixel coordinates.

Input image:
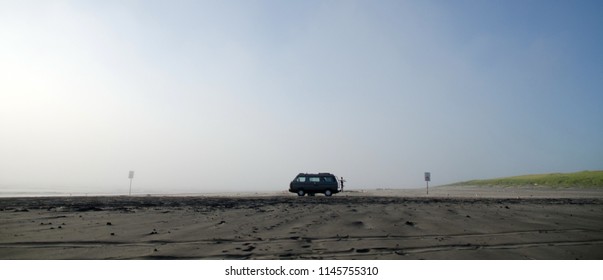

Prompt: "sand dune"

[1,187,602,259]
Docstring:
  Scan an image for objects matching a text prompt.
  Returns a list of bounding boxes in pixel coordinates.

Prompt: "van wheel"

[324,190,332,197]
[297,190,305,196]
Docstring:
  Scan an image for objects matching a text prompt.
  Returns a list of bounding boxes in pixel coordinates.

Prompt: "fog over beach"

[1,0,602,194]
[1,0,603,262]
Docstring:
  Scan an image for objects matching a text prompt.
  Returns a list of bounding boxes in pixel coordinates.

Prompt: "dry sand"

[1,186,602,259]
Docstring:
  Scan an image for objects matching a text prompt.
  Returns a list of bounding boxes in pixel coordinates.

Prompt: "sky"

[1,0,602,194]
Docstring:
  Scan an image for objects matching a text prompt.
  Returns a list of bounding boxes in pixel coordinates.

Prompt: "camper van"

[289,173,340,196]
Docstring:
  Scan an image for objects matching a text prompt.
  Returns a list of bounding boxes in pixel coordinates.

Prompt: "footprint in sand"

[350,221,368,228]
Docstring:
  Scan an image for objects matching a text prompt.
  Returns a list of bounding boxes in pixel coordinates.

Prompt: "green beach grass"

[453,170,603,188]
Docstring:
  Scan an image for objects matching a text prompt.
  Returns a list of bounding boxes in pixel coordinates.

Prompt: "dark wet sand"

[1,188,603,259]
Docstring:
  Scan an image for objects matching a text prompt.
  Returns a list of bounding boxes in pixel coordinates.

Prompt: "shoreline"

[2,185,603,199]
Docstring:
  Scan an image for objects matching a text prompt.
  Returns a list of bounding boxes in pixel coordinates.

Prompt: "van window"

[322,176,334,182]
[296,177,306,182]
[309,177,320,182]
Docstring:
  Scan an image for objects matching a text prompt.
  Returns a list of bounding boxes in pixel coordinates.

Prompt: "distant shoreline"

[2,185,603,199]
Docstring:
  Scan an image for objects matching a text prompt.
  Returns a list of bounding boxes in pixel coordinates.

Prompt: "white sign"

[424,172,431,182]
[129,171,135,179]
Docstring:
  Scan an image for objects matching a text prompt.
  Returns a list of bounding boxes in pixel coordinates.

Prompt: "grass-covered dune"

[453,170,603,188]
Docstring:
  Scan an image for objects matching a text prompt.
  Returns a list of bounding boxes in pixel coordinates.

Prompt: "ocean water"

[0,185,147,197]
[0,186,288,197]
[0,189,126,197]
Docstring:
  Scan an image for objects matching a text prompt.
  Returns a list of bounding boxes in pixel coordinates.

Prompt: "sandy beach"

[1,186,602,259]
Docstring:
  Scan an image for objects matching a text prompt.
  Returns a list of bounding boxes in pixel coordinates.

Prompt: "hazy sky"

[1,0,602,194]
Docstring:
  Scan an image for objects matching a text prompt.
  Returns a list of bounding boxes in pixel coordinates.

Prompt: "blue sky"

[1,0,602,193]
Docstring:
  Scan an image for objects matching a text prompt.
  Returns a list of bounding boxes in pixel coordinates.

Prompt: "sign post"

[128,171,135,196]
[424,172,431,195]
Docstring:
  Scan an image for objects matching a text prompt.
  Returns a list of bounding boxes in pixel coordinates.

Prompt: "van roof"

[297,173,335,176]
